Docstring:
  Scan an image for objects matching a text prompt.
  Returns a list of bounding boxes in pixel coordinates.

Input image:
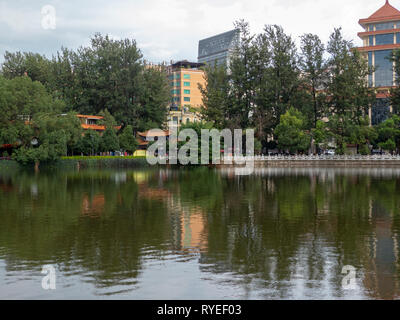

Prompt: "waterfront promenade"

[220,155,400,167]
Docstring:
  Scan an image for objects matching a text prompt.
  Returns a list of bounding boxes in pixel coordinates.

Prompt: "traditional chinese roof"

[359,0,400,26]
[138,130,170,138]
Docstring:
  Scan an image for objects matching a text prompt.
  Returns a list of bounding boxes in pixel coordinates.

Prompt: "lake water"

[0,166,400,300]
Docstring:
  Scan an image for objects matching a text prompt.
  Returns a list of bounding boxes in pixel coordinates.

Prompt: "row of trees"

[0,75,138,167]
[1,34,171,131]
[0,34,170,166]
[200,21,400,154]
[274,108,400,154]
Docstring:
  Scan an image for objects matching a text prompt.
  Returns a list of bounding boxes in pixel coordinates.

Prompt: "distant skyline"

[0,0,394,64]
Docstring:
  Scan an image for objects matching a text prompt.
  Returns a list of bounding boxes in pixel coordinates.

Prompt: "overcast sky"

[0,0,393,63]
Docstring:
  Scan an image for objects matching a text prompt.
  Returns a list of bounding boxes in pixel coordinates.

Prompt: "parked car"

[325,149,335,156]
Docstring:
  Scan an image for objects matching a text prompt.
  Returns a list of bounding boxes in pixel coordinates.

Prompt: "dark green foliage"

[119,125,138,154]
[100,128,120,153]
[275,108,311,154]
[75,130,101,156]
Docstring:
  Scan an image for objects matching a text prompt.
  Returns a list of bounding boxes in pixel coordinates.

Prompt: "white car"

[325,149,335,156]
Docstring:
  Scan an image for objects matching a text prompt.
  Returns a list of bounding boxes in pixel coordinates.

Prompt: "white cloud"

[0,0,394,63]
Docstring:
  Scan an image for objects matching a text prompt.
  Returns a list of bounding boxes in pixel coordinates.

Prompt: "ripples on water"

[0,167,400,299]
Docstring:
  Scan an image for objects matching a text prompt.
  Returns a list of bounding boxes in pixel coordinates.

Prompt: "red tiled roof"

[359,1,400,25]
[138,130,170,138]
[77,114,104,120]
[81,124,122,131]
[81,124,106,131]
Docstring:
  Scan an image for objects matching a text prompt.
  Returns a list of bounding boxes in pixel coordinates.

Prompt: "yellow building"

[168,60,206,109]
[167,60,206,130]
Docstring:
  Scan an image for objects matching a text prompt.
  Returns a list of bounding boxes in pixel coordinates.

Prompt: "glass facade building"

[358,1,400,124]
[374,50,393,87]
[198,29,240,66]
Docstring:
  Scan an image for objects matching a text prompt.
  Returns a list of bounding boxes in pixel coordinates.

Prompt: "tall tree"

[118,125,138,154]
[199,63,232,129]
[326,28,375,153]
[299,33,326,128]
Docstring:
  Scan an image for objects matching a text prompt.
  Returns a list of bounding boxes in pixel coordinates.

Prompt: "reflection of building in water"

[363,201,400,299]
[181,208,207,251]
[0,178,13,193]
[81,194,105,217]
[132,169,208,252]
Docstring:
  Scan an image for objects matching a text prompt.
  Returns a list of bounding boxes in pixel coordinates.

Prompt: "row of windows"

[168,74,191,80]
[168,74,180,80]
[367,22,400,31]
[368,33,400,46]
[171,97,191,102]
[368,50,394,87]
[170,81,191,87]
[171,89,191,94]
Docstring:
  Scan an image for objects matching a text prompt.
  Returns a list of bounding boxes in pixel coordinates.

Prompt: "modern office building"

[358,0,400,124]
[166,60,205,130]
[198,29,240,66]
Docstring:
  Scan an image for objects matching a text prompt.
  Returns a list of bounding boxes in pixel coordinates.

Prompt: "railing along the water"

[222,154,400,162]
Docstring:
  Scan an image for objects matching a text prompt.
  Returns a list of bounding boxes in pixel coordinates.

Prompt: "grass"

[61,155,146,160]
[59,155,150,168]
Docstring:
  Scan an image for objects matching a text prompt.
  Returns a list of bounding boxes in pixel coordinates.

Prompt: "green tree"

[118,125,138,154]
[199,63,231,129]
[346,117,377,155]
[100,128,120,153]
[0,76,66,166]
[374,115,400,153]
[275,108,311,154]
[75,130,101,156]
[312,120,331,152]
[1,51,52,85]
[299,33,326,128]
[326,28,375,154]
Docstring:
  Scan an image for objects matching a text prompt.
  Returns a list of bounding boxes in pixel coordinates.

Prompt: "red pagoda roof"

[359,1,400,26]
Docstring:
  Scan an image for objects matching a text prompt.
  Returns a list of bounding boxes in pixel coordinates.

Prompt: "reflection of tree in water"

[193,170,400,299]
[1,167,400,298]
[0,169,173,293]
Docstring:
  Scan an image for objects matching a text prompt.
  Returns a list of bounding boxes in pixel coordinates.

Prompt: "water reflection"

[0,167,400,299]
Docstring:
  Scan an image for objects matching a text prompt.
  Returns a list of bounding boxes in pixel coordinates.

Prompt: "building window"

[183,74,191,79]
[184,89,190,94]
[374,50,393,87]
[173,97,180,102]
[372,98,391,125]
[184,97,190,102]
[375,22,395,31]
[375,33,394,46]
[397,33,400,44]
[183,82,190,86]
[369,35,374,46]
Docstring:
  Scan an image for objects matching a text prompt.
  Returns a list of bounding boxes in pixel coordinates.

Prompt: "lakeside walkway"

[220,155,400,167]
